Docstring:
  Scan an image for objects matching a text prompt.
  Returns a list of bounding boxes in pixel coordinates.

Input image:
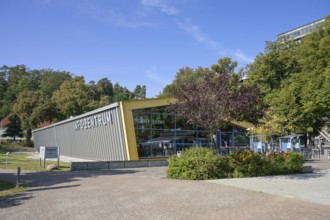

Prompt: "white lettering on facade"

[134,118,165,125]
[73,111,114,131]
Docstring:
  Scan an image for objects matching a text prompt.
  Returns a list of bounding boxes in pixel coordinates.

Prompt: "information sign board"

[39,146,59,159]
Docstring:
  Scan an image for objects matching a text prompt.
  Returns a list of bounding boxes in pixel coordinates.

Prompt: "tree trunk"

[25,128,32,147]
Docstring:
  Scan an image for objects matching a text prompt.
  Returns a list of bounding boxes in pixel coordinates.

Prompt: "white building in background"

[277,17,325,41]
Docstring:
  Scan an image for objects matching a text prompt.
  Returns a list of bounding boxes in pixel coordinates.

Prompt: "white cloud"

[80,0,157,29]
[145,67,171,85]
[233,49,254,64]
[175,18,222,50]
[141,0,179,15]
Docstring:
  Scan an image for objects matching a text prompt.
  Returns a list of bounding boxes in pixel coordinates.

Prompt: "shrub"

[267,152,287,174]
[229,149,270,177]
[167,148,305,180]
[284,152,304,174]
[167,147,221,180]
[266,151,304,175]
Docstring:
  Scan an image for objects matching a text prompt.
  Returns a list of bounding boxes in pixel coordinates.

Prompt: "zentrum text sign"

[73,111,113,131]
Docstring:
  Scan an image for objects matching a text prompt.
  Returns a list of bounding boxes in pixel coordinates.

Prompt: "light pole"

[247,127,254,151]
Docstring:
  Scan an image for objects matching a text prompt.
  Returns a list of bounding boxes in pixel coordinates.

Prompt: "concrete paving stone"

[0,160,330,219]
[147,160,163,167]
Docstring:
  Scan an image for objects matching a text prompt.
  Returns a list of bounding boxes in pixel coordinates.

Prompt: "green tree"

[159,66,211,98]
[133,85,146,99]
[0,65,29,118]
[247,16,330,137]
[0,66,9,119]
[246,42,300,105]
[13,91,56,146]
[96,78,114,98]
[2,114,23,140]
[39,69,72,99]
[52,76,98,118]
[94,78,114,106]
[270,26,330,135]
[112,83,134,102]
[211,57,240,76]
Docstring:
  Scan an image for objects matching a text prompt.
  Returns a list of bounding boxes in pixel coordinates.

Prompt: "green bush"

[167,147,305,180]
[167,147,221,180]
[267,152,287,174]
[266,152,304,174]
[284,152,304,174]
[229,149,271,177]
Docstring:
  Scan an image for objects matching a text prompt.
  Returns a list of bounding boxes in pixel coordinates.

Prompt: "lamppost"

[247,127,254,151]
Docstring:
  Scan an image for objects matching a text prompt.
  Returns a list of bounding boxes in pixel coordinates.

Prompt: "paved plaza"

[0,161,330,219]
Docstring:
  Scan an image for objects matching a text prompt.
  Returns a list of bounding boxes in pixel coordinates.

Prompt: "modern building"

[33,98,253,161]
[277,17,325,41]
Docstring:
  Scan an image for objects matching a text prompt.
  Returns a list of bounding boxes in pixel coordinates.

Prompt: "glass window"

[133,106,248,158]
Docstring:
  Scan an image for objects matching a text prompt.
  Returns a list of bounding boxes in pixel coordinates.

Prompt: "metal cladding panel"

[33,127,57,151]
[33,104,128,161]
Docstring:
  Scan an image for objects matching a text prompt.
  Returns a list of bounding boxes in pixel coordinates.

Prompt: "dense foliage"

[246,16,330,137]
[0,65,146,145]
[167,147,221,180]
[166,58,263,142]
[167,147,304,180]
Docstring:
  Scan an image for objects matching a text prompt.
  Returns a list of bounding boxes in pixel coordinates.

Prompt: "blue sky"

[0,0,329,97]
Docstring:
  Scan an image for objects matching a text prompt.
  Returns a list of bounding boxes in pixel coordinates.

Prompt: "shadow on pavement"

[0,192,33,209]
[281,172,327,180]
[0,169,143,208]
[26,184,81,192]
[0,169,142,187]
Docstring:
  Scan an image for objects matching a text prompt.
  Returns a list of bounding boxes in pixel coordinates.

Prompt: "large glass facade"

[133,107,249,158]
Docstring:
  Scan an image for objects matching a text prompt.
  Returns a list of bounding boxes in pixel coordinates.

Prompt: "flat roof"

[277,17,325,37]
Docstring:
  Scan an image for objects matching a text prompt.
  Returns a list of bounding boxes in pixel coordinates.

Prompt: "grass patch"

[0,153,70,172]
[0,145,35,153]
[0,181,27,197]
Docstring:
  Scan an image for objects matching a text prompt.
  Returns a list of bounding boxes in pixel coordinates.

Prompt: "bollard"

[5,152,9,166]
[327,150,330,160]
[16,167,21,187]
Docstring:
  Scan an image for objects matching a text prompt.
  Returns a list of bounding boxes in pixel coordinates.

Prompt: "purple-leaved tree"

[168,69,263,146]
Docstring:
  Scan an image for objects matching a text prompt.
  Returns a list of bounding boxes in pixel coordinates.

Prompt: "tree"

[112,83,134,102]
[13,90,57,146]
[211,57,240,76]
[2,114,23,140]
[52,76,98,118]
[133,85,146,99]
[39,69,72,99]
[96,78,114,98]
[246,16,330,137]
[0,66,9,119]
[168,66,263,144]
[93,78,114,106]
[0,65,29,118]
[159,66,211,98]
[246,42,301,105]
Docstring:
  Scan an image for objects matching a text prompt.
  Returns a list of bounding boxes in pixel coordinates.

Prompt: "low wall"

[70,160,169,171]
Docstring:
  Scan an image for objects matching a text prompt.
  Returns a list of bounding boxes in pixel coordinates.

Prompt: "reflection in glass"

[133,107,249,158]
